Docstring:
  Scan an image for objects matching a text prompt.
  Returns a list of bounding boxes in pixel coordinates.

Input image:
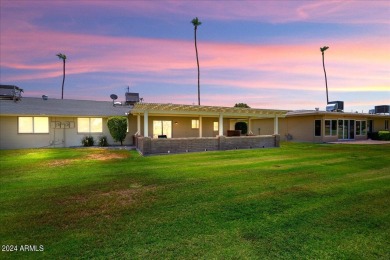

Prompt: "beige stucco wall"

[285,116,323,143]
[2,112,388,149]
[275,114,389,143]
[371,118,389,132]
[0,116,52,149]
[0,116,133,149]
[129,115,233,138]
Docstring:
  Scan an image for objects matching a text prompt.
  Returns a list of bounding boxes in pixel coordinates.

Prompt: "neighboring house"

[0,97,132,149]
[251,110,390,143]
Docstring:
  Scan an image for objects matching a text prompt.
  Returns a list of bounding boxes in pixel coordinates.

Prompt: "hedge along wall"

[136,135,280,155]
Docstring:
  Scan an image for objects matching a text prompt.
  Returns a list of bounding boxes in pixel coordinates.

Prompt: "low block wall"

[136,135,280,155]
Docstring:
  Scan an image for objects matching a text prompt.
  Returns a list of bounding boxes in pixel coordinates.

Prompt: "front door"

[368,120,373,134]
[349,120,355,139]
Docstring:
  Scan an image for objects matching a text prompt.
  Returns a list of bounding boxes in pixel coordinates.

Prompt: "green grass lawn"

[1,142,389,259]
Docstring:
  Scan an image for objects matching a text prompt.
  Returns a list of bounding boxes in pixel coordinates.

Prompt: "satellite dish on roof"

[110,94,118,100]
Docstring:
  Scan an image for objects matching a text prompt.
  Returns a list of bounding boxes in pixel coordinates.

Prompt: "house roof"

[131,103,289,118]
[286,110,390,118]
[0,97,131,117]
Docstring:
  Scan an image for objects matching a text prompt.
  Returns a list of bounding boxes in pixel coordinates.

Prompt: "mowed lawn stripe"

[0,142,389,259]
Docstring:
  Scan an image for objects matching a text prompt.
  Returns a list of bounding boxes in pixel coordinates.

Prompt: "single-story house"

[0,97,132,149]
[1,91,389,153]
[0,96,288,152]
[249,109,390,143]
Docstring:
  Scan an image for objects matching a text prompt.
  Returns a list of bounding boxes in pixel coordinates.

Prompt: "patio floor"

[328,140,390,145]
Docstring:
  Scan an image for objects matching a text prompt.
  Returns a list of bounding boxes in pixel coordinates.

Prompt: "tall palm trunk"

[194,26,200,105]
[56,53,67,100]
[61,59,66,99]
[320,46,329,104]
[191,17,201,105]
[322,52,328,104]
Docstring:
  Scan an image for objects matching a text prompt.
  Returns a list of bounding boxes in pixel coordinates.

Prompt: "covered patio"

[129,103,288,154]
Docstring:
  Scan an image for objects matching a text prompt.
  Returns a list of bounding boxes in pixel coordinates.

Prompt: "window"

[385,120,389,130]
[356,121,367,135]
[192,119,199,129]
[213,122,218,131]
[18,117,49,133]
[153,120,172,138]
[362,121,366,135]
[324,120,337,136]
[77,118,103,133]
[356,121,361,135]
[314,120,322,136]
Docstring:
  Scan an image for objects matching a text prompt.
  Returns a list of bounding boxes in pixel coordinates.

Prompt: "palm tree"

[191,17,202,105]
[320,46,329,104]
[56,53,67,99]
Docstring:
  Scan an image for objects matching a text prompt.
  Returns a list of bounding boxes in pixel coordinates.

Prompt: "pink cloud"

[96,0,390,24]
[89,0,389,25]
[2,1,389,28]
[2,26,389,94]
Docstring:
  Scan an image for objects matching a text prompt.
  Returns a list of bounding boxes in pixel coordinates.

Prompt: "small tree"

[235,122,248,135]
[234,103,250,108]
[107,116,127,146]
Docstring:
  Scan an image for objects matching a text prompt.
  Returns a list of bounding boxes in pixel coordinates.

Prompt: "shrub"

[235,122,248,135]
[369,131,390,141]
[81,136,95,147]
[368,132,379,140]
[107,116,127,145]
[98,136,109,147]
[378,131,390,141]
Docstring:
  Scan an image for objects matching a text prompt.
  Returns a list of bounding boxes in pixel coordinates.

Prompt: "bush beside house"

[82,136,95,147]
[378,131,390,140]
[98,136,109,147]
[107,116,128,145]
[369,131,390,141]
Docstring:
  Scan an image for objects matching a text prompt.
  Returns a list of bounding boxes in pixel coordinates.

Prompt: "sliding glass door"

[153,120,172,138]
[338,119,355,140]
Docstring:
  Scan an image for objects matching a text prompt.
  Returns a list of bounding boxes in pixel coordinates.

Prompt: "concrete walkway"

[328,140,390,145]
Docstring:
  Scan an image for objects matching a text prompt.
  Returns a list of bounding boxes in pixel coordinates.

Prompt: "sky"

[1,0,389,112]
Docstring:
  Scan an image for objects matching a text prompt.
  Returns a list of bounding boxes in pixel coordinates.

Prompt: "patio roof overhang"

[131,103,289,119]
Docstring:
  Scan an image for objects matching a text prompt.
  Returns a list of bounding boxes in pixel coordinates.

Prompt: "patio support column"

[219,114,224,136]
[137,114,141,135]
[274,116,279,135]
[199,116,203,137]
[248,118,253,135]
[144,111,149,137]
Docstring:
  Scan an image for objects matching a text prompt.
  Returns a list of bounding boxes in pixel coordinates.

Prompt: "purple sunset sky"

[1,0,389,112]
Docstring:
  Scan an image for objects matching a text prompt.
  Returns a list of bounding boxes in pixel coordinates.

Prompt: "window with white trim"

[192,119,199,129]
[356,120,367,135]
[324,120,337,136]
[77,118,103,133]
[18,117,49,133]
